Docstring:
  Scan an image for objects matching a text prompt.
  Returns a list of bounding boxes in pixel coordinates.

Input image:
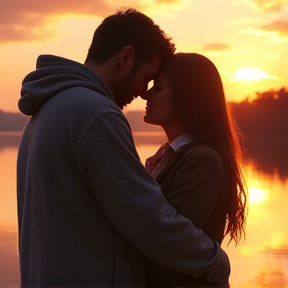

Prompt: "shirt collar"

[170,132,194,152]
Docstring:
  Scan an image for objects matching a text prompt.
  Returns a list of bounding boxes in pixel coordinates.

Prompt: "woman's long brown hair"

[161,53,248,245]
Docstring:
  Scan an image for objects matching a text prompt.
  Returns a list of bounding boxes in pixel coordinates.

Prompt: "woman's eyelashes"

[153,85,163,90]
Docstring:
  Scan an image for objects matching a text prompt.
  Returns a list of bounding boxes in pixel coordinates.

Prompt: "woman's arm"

[166,147,224,229]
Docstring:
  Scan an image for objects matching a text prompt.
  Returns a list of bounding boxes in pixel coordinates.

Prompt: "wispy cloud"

[0,0,186,43]
[243,0,288,13]
[240,20,288,42]
[260,20,288,36]
[0,0,113,43]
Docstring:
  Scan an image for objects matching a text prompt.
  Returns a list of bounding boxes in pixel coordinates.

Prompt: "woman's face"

[142,71,179,128]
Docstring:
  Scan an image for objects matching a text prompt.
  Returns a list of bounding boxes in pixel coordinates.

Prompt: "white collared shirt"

[170,132,194,152]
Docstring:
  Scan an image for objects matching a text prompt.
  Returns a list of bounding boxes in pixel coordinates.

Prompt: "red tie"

[145,143,174,173]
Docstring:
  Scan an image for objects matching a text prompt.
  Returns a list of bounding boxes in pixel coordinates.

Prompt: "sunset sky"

[0,0,287,112]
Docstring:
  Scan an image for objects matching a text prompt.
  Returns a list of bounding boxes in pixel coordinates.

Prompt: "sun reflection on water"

[248,186,269,205]
[1,140,288,288]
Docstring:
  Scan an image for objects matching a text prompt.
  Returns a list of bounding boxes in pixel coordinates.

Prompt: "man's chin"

[116,101,130,110]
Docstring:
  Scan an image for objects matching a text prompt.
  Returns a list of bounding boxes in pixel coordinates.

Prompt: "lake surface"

[1,132,288,288]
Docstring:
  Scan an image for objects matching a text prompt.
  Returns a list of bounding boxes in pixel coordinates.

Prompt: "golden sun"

[233,67,274,81]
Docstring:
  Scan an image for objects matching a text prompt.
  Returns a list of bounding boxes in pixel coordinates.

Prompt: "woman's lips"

[145,106,152,113]
[146,102,153,110]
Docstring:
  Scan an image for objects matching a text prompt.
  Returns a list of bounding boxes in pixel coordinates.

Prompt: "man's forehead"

[144,56,162,76]
[151,54,162,68]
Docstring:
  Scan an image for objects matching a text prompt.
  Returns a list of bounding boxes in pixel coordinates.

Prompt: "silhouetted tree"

[231,87,288,135]
[230,87,288,178]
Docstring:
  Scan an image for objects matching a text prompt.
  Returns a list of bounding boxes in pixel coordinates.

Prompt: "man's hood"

[19,55,114,116]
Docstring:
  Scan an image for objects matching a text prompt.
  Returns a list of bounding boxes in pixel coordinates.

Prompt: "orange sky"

[0,0,287,112]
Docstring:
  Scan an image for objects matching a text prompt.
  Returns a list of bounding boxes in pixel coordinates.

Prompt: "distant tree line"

[1,89,288,176]
[0,87,287,135]
[231,87,288,135]
[126,87,288,136]
[0,110,28,131]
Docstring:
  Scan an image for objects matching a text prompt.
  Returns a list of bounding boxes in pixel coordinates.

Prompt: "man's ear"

[118,46,135,71]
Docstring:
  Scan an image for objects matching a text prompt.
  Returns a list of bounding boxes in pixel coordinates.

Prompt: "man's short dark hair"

[85,8,175,65]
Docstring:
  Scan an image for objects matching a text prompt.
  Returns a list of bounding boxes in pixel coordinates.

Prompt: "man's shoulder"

[57,86,122,118]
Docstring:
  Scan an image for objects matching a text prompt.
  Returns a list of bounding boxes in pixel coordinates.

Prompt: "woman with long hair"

[141,53,247,287]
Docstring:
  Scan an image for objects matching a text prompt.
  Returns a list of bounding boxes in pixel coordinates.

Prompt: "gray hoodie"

[17,55,230,288]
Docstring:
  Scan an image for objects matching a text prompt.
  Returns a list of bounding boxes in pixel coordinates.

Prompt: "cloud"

[259,20,288,36]
[240,20,288,42]
[0,0,113,43]
[243,0,288,13]
[0,0,187,43]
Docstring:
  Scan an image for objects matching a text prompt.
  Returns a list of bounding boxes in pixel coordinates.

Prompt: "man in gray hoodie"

[17,7,230,288]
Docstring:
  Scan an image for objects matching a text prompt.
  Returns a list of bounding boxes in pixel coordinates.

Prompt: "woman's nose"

[140,90,150,100]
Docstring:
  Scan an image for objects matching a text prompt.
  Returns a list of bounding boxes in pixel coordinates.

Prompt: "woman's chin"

[143,114,154,125]
[143,114,150,123]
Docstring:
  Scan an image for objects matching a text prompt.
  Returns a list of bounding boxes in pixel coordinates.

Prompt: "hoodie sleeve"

[76,111,230,284]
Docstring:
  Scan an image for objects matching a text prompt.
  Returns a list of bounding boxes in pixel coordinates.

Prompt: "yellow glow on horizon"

[232,68,277,81]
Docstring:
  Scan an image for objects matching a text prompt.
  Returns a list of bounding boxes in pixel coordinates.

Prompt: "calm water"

[1,133,288,288]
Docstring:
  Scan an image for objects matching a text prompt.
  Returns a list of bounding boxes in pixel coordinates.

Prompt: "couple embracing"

[17,7,247,288]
